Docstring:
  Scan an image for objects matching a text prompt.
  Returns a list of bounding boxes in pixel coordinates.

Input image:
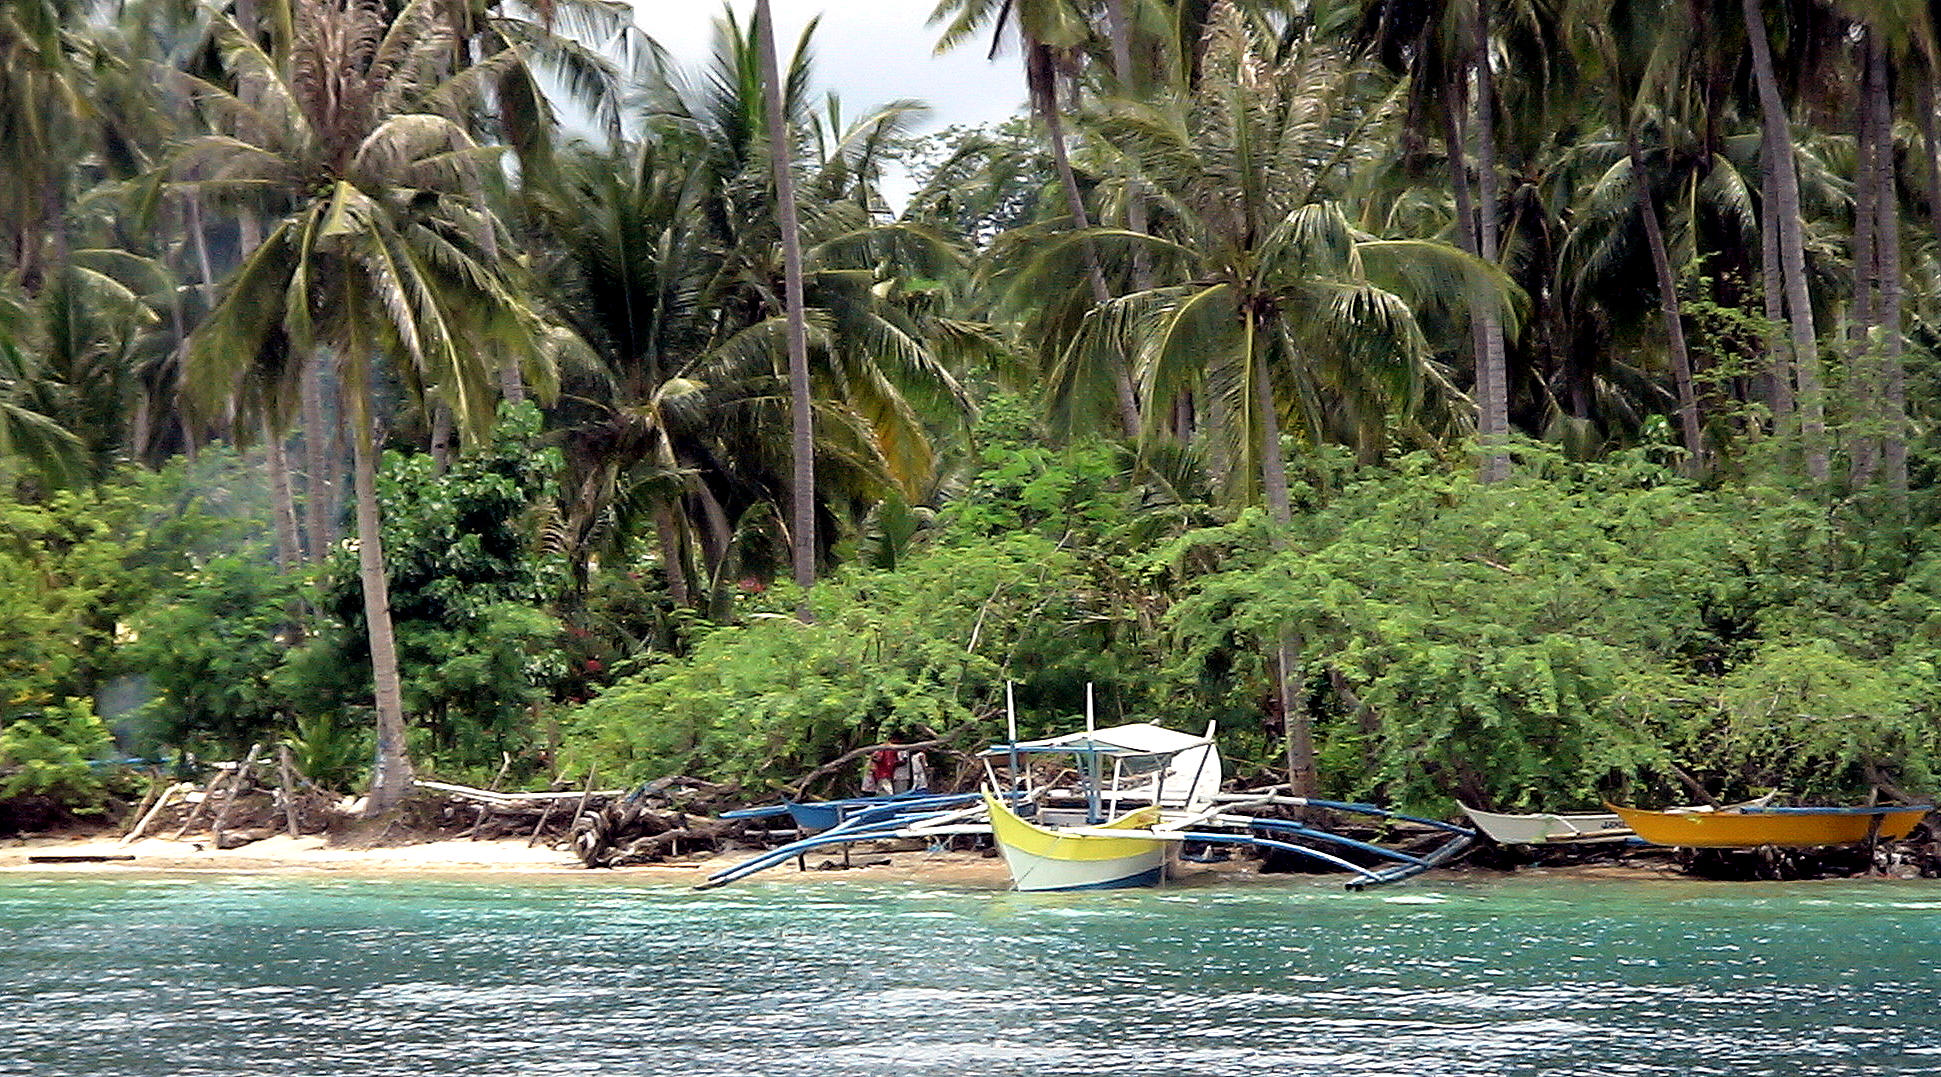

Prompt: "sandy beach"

[0,831,1034,887]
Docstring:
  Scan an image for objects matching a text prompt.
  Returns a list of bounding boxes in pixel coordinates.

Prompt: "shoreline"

[6,832,1932,888]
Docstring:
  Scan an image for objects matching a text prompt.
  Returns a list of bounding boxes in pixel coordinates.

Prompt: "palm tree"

[530,20,974,615]
[1740,0,1829,480]
[1014,10,1517,792]
[753,0,815,618]
[1355,0,1556,481]
[931,0,1143,439]
[0,0,92,293]
[172,0,555,813]
[1564,0,1706,467]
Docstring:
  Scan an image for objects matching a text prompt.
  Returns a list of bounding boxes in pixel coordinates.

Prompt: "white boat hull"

[984,793,1170,891]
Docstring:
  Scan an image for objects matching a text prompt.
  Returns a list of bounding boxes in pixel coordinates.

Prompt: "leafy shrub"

[0,698,117,825]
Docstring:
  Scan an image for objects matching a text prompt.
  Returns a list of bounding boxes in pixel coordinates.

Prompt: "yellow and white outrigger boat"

[699,684,1475,893]
[976,688,1222,891]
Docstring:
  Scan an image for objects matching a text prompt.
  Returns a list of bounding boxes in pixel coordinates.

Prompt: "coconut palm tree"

[171,0,555,814]
[530,19,975,615]
[931,0,1143,438]
[1010,9,1517,792]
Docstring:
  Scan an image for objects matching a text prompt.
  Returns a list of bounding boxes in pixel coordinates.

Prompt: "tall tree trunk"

[755,0,817,621]
[1849,31,1883,486]
[1104,0,1154,291]
[1742,0,1829,481]
[1758,135,1795,423]
[1922,74,1941,262]
[1625,126,1705,468]
[429,403,455,475]
[192,190,305,564]
[654,500,693,608]
[1031,45,1142,440]
[1467,1,1512,483]
[1872,43,1907,500]
[302,358,336,562]
[1251,327,1313,798]
[264,414,302,571]
[349,376,415,816]
[1445,89,1509,479]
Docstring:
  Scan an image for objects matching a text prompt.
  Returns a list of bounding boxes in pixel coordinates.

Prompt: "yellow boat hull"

[1608,804,1930,848]
[982,792,1170,891]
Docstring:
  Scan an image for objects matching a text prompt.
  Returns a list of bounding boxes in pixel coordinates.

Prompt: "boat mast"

[1006,681,1022,795]
[1085,683,1102,824]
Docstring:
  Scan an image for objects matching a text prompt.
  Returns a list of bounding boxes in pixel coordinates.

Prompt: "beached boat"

[982,793,1169,890]
[697,683,1478,892]
[1460,804,1632,845]
[1608,803,1931,848]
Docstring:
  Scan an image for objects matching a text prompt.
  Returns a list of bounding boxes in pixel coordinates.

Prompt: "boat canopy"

[980,722,1222,809]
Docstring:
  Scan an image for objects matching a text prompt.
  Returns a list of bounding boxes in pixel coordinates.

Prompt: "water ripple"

[3,873,1940,1076]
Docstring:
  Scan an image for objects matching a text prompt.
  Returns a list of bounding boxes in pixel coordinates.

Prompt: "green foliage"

[1165,447,1941,812]
[287,712,369,794]
[297,404,566,773]
[0,698,113,812]
[563,533,1078,790]
[127,554,298,755]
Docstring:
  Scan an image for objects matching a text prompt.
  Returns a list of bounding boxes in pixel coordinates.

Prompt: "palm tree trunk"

[654,499,693,608]
[1445,76,1507,478]
[1742,0,1829,481]
[1104,0,1154,289]
[1251,329,1313,797]
[1871,43,1907,500]
[1758,135,1795,423]
[1921,74,1941,262]
[192,191,305,564]
[1849,31,1882,486]
[1624,126,1704,467]
[755,0,816,621]
[349,377,415,816]
[1467,1,1512,483]
[429,403,455,474]
[1032,45,1141,440]
[303,358,336,562]
[263,414,302,571]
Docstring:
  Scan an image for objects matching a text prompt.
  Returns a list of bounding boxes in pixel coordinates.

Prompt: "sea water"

[2,871,1938,1076]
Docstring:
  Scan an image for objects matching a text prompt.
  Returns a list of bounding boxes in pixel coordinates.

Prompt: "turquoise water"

[3,872,1939,1076]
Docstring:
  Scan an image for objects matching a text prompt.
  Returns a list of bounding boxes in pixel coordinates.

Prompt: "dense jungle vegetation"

[5,0,1941,829]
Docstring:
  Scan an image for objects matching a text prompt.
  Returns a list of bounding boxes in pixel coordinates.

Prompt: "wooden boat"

[982,792,1170,891]
[1459,804,1632,844]
[1608,803,1931,848]
[698,683,1479,892]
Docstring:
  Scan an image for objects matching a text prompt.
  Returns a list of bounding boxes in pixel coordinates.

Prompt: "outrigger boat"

[1461,793,1781,846]
[1459,804,1632,845]
[699,684,1477,893]
[1609,802,1931,848]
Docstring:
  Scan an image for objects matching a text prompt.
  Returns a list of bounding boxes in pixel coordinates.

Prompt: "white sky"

[630,1,1028,135]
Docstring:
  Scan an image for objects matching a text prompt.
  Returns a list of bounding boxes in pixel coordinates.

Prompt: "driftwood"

[170,769,226,840]
[210,744,264,847]
[121,783,191,845]
[467,753,513,841]
[276,746,301,838]
[573,792,725,868]
[1667,762,1724,809]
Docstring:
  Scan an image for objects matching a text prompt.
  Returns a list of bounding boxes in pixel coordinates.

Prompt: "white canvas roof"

[984,722,1223,808]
